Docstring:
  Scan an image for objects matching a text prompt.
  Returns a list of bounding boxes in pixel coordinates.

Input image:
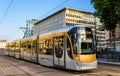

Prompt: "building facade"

[98,27,120,60]
[95,18,106,51]
[33,8,96,34]
[33,8,105,51]
[105,26,120,50]
[0,39,7,50]
[24,19,39,38]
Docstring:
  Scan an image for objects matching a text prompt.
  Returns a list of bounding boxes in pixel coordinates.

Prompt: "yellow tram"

[6,25,97,70]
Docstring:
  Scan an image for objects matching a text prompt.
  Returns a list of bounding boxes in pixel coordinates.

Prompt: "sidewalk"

[97,58,120,66]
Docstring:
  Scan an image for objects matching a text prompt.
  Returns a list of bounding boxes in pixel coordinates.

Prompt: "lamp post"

[94,17,97,52]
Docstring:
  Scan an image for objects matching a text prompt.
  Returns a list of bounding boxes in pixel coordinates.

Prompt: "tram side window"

[21,42,25,52]
[8,45,10,51]
[9,44,12,51]
[54,36,64,58]
[31,41,36,54]
[31,41,35,49]
[39,39,53,55]
[21,41,31,54]
[5,44,9,51]
[67,38,72,59]
[14,44,17,52]
[15,43,20,52]
[26,41,31,54]
[46,39,53,55]
[10,44,15,52]
[39,41,44,54]
[21,42,25,49]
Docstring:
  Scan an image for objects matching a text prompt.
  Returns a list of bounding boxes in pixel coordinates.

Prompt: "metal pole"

[94,17,97,52]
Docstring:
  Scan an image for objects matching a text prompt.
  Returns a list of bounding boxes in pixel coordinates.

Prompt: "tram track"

[0,55,32,76]
[1,50,120,76]
[0,54,55,76]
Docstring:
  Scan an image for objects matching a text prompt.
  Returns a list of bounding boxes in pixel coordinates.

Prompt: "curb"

[97,60,120,66]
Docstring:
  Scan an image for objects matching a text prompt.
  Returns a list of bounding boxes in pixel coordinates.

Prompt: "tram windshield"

[80,27,94,54]
[68,27,95,54]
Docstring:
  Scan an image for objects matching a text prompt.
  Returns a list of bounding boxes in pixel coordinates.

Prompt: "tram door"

[31,40,37,62]
[54,36,65,67]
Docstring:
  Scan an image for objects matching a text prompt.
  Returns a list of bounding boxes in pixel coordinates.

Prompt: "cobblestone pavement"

[0,50,120,76]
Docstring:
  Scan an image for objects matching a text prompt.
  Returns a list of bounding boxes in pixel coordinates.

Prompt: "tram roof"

[22,25,90,39]
[39,26,73,35]
[39,25,90,36]
[8,25,90,43]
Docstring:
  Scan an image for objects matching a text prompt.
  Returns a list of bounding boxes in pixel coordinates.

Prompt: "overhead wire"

[15,0,69,40]
[0,0,13,25]
[1,0,68,41]
[39,0,68,19]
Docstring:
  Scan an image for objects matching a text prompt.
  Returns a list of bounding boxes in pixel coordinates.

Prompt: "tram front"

[68,26,97,70]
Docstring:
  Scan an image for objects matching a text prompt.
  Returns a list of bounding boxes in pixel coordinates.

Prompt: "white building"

[33,8,96,34]
[33,7,105,51]
[0,40,7,50]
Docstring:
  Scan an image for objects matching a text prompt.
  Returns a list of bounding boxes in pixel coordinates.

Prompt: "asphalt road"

[0,50,120,76]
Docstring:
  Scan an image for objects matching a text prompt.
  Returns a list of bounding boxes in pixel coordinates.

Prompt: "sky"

[0,0,95,41]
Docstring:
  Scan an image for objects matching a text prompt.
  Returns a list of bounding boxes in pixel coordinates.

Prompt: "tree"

[114,0,120,18]
[91,0,120,38]
[91,0,120,59]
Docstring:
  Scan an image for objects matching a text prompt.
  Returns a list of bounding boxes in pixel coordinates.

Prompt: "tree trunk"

[113,30,116,59]
[109,31,111,39]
